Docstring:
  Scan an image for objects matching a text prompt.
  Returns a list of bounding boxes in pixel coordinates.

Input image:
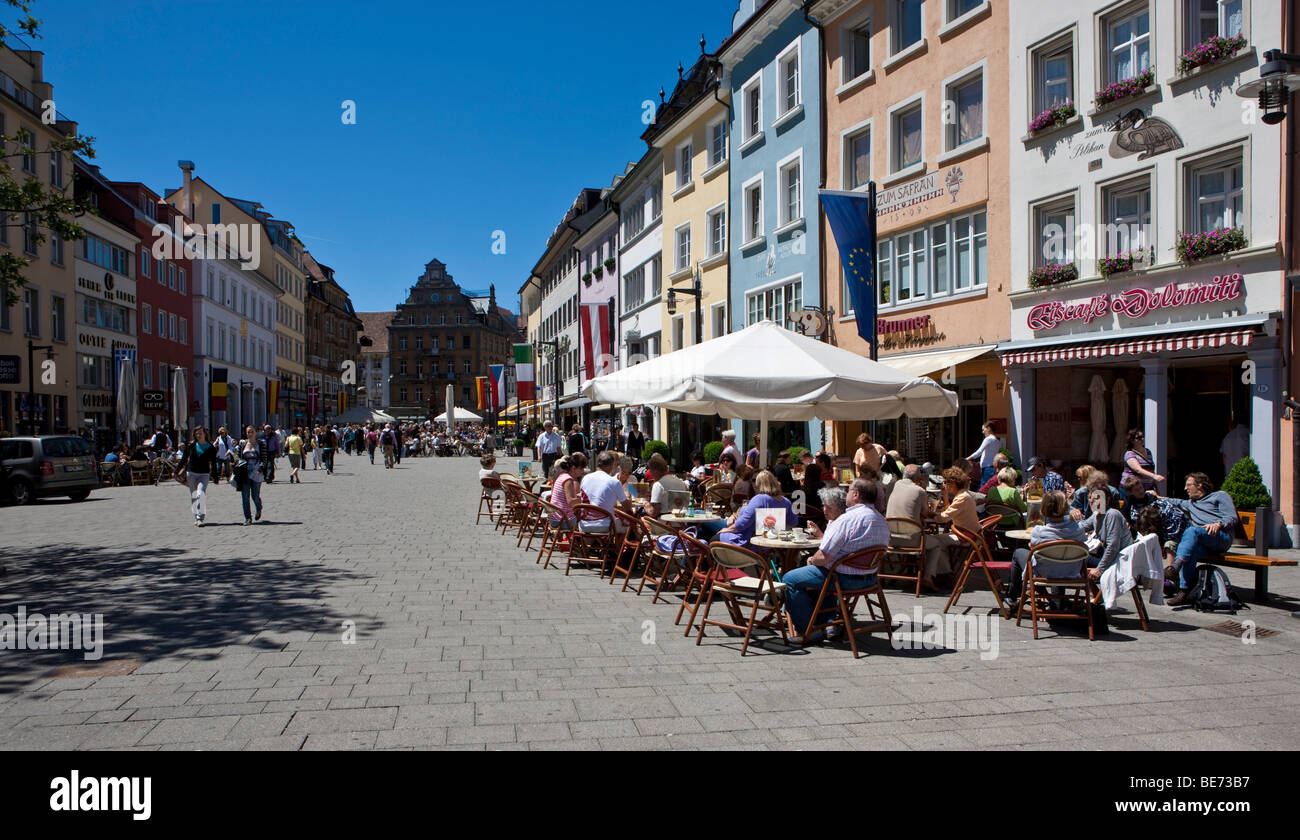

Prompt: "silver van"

[0,436,98,504]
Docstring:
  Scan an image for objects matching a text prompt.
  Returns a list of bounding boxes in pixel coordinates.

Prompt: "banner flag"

[268,379,279,416]
[579,303,613,384]
[513,344,535,401]
[475,376,489,411]
[819,188,878,352]
[488,364,505,411]
[210,368,228,411]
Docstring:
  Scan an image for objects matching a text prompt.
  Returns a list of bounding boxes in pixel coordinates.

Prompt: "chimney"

[178,160,195,219]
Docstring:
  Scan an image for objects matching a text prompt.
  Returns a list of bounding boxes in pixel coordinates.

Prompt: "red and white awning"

[1000,328,1254,367]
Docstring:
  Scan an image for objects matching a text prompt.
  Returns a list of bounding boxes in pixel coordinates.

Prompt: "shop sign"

[877,314,931,334]
[141,391,166,413]
[877,166,964,219]
[1027,273,1243,331]
[0,355,19,385]
[81,392,113,409]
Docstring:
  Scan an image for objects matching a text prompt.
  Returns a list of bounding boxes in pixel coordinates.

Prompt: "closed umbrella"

[1110,379,1130,463]
[445,385,456,431]
[1088,375,1108,463]
[115,357,137,442]
[172,367,188,435]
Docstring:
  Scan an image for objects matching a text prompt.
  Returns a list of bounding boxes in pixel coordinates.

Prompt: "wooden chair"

[495,481,527,535]
[99,461,120,486]
[881,517,926,597]
[128,460,152,486]
[945,516,1014,619]
[798,546,893,658]
[608,509,648,591]
[1016,540,1095,640]
[704,483,733,509]
[532,498,572,570]
[637,517,694,603]
[695,542,788,656]
[673,530,719,636]
[567,504,616,577]
[477,477,504,524]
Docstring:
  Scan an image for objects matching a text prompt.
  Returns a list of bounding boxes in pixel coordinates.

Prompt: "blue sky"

[34,0,738,314]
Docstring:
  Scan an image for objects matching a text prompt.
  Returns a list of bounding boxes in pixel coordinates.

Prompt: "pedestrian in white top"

[536,421,565,478]
[968,422,1000,487]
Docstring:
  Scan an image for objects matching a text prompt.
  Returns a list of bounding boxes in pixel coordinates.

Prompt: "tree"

[1222,456,1272,511]
[0,0,96,308]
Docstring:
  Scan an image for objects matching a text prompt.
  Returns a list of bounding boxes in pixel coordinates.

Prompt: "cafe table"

[750,534,821,575]
[1003,529,1033,543]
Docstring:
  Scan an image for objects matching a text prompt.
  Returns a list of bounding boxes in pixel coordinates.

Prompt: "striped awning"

[1000,327,1254,367]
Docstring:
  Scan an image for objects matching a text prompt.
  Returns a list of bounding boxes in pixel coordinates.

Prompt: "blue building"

[720,0,823,456]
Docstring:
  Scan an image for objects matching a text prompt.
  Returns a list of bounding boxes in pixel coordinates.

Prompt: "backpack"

[1188,565,1247,613]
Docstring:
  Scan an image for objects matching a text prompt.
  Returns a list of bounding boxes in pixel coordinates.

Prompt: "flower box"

[1175,227,1246,265]
[1098,247,1153,279]
[1028,262,1079,289]
[1094,69,1155,108]
[593,266,604,279]
[603,257,616,272]
[581,272,593,286]
[1177,35,1248,75]
[1028,101,1077,134]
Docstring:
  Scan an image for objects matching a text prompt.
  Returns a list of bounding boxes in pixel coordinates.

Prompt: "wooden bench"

[1201,553,1297,602]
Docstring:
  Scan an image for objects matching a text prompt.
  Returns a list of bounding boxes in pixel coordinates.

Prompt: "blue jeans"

[240,479,263,521]
[782,564,876,635]
[1174,526,1232,590]
[980,465,996,486]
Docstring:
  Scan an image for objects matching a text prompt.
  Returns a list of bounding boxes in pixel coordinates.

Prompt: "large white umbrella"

[335,406,395,425]
[172,367,188,434]
[1110,379,1130,463]
[435,407,481,423]
[582,320,958,465]
[444,385,456,429]
[115,357,137,441]
[1088,374,1108,463]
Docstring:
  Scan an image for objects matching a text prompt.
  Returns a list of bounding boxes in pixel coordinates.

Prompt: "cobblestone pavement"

[1,453,1297,751]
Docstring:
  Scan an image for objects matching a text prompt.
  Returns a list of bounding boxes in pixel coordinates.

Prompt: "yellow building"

[645,48,732,464]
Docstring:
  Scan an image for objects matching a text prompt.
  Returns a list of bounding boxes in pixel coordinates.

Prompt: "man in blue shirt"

[1027,457,1066,493]
[1167,472,1238,605]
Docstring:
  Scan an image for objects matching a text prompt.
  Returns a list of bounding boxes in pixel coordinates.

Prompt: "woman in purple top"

[745,433,761,470]
[717,469,798,548]
[1120,428,1164,492]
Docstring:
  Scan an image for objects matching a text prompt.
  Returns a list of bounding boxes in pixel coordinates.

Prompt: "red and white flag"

[580,302,614,383]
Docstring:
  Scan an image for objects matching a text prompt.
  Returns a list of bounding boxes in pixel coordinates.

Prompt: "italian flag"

[513,344,535,401]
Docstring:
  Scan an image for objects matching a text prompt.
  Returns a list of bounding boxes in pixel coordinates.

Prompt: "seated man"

[578,450,628,534]
[1006,490,1087,603]
[1167,472,1237,606]
[1120,475,1188,564]
[644,454,688,519]
[1026,457,1067,493]
[783,480,889,644]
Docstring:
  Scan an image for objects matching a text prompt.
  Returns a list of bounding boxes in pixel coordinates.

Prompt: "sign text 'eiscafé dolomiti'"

[1027,274,1243,331]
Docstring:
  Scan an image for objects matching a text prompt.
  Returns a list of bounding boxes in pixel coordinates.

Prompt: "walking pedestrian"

[536,420,563,478]
[321,425,338,474]
[213,426,235,485]
[393,425,404,465]
[236,425,265,525]
[286,426,303,484]
[261,424,280,483]
[176,425,217,527]
[367,425,379,464]
[309,426,321,470]
[381,423,397,469]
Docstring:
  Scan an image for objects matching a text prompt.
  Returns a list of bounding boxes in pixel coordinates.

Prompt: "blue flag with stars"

[819,188,878,354]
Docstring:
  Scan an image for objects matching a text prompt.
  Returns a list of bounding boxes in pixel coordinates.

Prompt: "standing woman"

[286,427,303,484]
[238,424,266,525]
[309,426,321,471]
[1121,428,1164,493]
[967,422,1001,487]
[853,432,887,476]
[177,426,218,526]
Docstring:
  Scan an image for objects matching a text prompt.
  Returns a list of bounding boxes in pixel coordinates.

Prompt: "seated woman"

[715,452,738,485]
[1071,465,1123,512]
[716,469,797,549]
[800,463,824,505]
[924,466,980,591]
[984,466,1027,527]
[549,453,587,528]
[478,454,499,480]
[1073,478,1131,581]
[689,451,707,482]
[1005,490,1088,602]
[731,463,755,504]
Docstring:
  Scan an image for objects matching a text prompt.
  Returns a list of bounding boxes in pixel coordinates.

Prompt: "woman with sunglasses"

[176,426,218,526]
[1121,428,1164,493]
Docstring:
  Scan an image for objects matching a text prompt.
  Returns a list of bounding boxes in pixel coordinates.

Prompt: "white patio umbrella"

[1110,379,1130,463]
[115,357,137,441]
[444,385,456,429]
[1088,374,1108,463]
[581,320,958,465]
[172,367,188,434]
[434,407,481,423]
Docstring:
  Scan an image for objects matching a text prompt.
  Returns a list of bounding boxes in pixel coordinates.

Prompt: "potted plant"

[593,265,603,278]
[603,257,616,273]
[582,271,593,286]
[1093,69,1155,108]
[1028,262,1079,288]
[1177,34,1248,75]
[1098,247,1153,279]
[512,437,526,456]
[643,439,670,463]
[1175,227,1247,265]
[1222,456,1272,544]
[1028,100,1077,134]
[702,441,724,465]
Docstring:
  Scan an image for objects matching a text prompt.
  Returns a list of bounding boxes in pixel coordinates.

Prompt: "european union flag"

[819,187,878,355]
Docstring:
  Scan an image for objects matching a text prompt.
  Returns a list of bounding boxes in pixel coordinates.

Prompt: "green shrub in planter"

[642,439,670,463]
[786,445,810,463]
[1222,456,1272,511]
[702,441,724,464]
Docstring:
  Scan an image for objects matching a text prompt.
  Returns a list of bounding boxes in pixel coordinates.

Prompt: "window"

[947,71,984,149]
[463,360,471,373]
[1189,155,1244,234]
[179,317,187,345]
[1035,199,1076,267]
[170,313,178,341]
[742,74,762,141]
[399,387,407,402]
[50,233,63,266]
[22,288,38,337]
[207,321,214,355]
[49,146,63,187]
[949,0,983,19]
[462,335,470,349]
[399,359,407,375]
[845,18,872,82]
[650,182,662,219]
[141,251,152,279]
[676,141,693,189]
[624,194,645,238]
[0,298,7,331]
[779,155,802,225]
[167,263,176,289]
[892,0,923,53]
[456,313,463,324]
[707,206,727,257]
[23,213,36,255]
[399,336,407,350]
[672,315,685,351]
[415,335,423,350]
[892,102,923,171]
[708,118,728,168]
[845,125,872,189]
[143,359,152,390]
[894,229,927,302]
[746,277,803,326]
[1187,0,1244,46]
[674,224,691,273]
[1034,39,1074,114]
[19,127,35,173]
[159,310,167,337]
[1102,178,1152,255]
[877,210,987,306]
[212,203,221,224]
[1106,7,1151,84]
[83,234,131,276]
[179,269,186,295]
[712,302,728,338]
[778,42,801,114]
[743,176,764,244]
[142,303,152,334]
[82,297,129,333]
[51,295,65,341]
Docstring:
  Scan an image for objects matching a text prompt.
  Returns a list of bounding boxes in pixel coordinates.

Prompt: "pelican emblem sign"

[1109,108,1183,160]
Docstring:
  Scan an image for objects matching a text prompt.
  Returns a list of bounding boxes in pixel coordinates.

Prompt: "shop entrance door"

[1168,361,1243,489]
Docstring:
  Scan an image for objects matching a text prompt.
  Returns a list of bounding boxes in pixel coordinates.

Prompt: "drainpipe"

[804,0,830,453]
[1286,0,1299,539]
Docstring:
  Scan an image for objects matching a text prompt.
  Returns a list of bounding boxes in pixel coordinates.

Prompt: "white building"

[1002,0,1286,535]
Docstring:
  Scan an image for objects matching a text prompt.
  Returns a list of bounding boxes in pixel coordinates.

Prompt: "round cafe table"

[662,511,727,541]
[750,535,821,575]
[1003,529,1032,542]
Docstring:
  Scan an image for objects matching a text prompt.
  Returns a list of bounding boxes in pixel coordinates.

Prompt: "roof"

[356,311,394,354]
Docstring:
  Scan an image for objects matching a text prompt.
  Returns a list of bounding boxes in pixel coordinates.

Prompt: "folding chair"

[1016,540,1095,640]
[638,517,696,604]
[477,477,504,524]
[567,504,616,577]
[608,509,647,590]
[945,516,1014,619]
[695,542,788,656]
[798,546,893,658]
[673,530,718,636]
[881,517,926,597]
[704,483,733,509]
[532,498,572,569]
[99,462,119,486]
[128,461,152,486]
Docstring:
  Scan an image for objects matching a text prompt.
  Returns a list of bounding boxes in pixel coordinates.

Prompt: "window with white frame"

[877,209,987,306]
[142,303,151,334]
[672,315,685,351]
[892,0,923,54]
[743,176,763,244]
[707,206,726,257]
[674,223,691,273]
[1034,198,1076,267]
[743,74,762,141]
[22,288,38,337]
[747,277,803,327]
[1033,38,1074,114]
[779,156,802,226]
[169,313,177,342]
[1188,153,1244,234]
[1105,6,1151,84]
[708,118,728,168]
[623,262,646,312]
[946,70,984,149]
[778,42,801,114]
[712,302,727,338]
[891,101,923,171]
[51,295,64,341]
[1102,177,1152,255]
[845,125,871,189]
[844,17,872,83]
[158,310,167,338]
[948,0,983,20]
[676,141,693,190]
[1187,0,1244,47]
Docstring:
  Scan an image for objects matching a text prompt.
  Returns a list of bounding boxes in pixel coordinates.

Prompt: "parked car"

[0,436,98,505]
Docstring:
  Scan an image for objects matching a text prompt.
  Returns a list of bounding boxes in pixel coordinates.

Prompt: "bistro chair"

[98,461,120,487]
[1017,540,1096,641]
[797,546,892,658]
[695,542,787,656]
[532,497,572,570]
[608,509,648,591]
[477,476,504,524]
[151,458,176,485]
[673,530,721,637]
[881,517,926,597]
[128,461,152,487]
[637,517,696,603]
[704,483,733,508]
[495,481,527,535]
[945,516,1014,619]
[566,504,616,577]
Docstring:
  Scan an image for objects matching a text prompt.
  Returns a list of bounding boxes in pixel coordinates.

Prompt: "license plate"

[63,464,84,472]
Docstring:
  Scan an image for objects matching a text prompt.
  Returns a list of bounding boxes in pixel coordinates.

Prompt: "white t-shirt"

[581,469,624,516]
[651,474,689,509]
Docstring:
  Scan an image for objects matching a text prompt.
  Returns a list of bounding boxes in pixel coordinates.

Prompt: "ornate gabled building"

[387,259,520,420]
[303,251,362,423]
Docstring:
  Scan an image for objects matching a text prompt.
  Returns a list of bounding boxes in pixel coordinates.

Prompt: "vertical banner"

[513,344,535,401]
[268,379,279,418]
[488,364,505,411]
[819,187,879,354]
[210,367,228,412]
[307,385,319,418]
[579,302,612,383]
[337,391,347,416]
[475,376,489,412]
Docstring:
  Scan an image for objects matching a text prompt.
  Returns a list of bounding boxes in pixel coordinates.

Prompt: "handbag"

[655,526,701,555]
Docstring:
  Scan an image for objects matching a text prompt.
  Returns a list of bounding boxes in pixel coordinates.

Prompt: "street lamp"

[26,339,54,436]
[1236,49,1300,125]
[539,334,568,426]
[666,264,703,347]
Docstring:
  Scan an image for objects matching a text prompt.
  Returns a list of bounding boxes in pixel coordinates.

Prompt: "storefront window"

[878,209,986,307]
